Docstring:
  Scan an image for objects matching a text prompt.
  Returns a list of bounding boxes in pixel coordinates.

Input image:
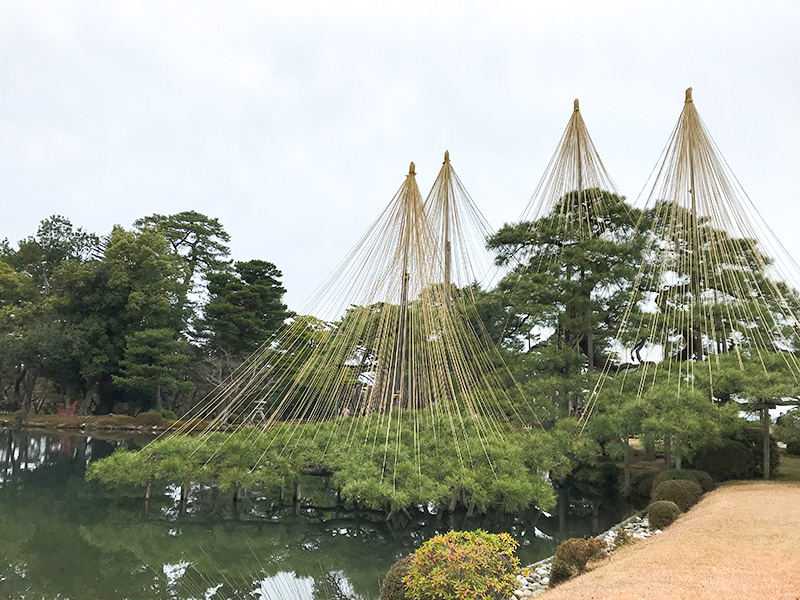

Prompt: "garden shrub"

[133,411,164,427]
[692,439,753,480]
[651,479,702,511]
[161,410,177,420]
[692,425,779,480]
[648,500,682,530]
[381,555,413,600]
[404,530,519,600]
[549,556,576,587]
[548,537,607,587]
[12,409,27,426]
[733,426,780,478]
[651,469,714,494]
[634,473,656,499]
[787,441,800,456]
[91,415,136,428]
[688,470,715,492]
[613,528,631,548]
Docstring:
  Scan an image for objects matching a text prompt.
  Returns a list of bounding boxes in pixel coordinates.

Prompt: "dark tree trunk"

[761,406,770,480]
[96,374,116,415]
[623,437,632,495]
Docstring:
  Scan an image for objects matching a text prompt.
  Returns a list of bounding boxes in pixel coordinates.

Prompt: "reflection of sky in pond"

[0,429,636,599]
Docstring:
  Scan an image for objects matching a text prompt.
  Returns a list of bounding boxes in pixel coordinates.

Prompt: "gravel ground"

[542,481,800,600]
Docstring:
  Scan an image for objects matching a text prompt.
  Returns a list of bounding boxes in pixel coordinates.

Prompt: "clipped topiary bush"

[381,554,413,600]
[651,479,703,511]
[648,500,682,530]
[692,439,753,480]
[692,426,779,481]
[688,470,715,493]
[651,469,714,494]
[549,556,576,587]
[133,411,164,427]
[548,537,607,587]
[404,530,519,600]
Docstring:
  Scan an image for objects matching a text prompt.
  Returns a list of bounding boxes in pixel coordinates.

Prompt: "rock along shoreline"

[512,512,660,597]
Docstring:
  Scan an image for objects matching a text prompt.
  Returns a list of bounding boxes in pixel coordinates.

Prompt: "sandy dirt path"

[543,481,800,600]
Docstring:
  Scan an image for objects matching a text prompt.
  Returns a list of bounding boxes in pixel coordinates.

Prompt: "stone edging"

[512,511,660,597]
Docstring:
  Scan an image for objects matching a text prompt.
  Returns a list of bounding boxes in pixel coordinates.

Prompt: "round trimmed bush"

[651,469,714,494]
[689,470,715,492]
[405,530,519,600]
[648,500,682,530]
[133,411,164,426]
[549,556,576,587]
[381,554,413,600]
[651,479,703,511]
[548,537,607,587]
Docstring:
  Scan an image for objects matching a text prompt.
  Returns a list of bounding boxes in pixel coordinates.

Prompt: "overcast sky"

[2,1,798,310]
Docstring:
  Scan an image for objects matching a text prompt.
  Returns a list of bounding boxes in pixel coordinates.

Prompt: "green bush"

[405,530,519,600]
[161,410,177,420]
[549,556,576,587]
[634,473,656,499]
[689,470,715,492]
[692,439,753,480]
[381,555,413,600]
[787,441,800,456]
[692,425,779,481]
[648,500,682,530]
[548,537,606,587]
[651,479,702,511]
[12,409,28,426]
[90,415,136,428]
[651,469,714,494]
[133,411,164,426]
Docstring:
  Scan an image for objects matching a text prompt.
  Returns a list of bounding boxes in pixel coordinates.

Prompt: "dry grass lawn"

[544,481,800,599]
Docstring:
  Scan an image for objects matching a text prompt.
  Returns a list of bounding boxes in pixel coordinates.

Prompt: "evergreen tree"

[113,329,194,412]
[202,260,291,357]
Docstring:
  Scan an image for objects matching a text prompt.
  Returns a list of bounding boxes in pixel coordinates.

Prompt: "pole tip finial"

[444,150,450,164]
[574,99,580,111]
[685,87,693,103]
[408,162,416,176]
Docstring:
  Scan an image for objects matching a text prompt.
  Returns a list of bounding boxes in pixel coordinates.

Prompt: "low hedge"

[651,479,703,511]
[648,500,682,530]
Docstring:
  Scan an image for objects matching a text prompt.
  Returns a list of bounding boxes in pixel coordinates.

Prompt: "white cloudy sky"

[1,1,798,309]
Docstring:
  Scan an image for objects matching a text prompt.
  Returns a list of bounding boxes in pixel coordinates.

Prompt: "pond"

[0,429,638,600]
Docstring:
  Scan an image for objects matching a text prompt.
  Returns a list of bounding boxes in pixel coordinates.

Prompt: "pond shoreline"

[0,413,210,434]
[514,510,655,597]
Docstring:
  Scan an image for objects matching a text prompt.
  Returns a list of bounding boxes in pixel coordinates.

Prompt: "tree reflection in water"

[0,430,632,599]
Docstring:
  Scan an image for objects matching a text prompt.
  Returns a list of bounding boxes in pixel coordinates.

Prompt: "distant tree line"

[0,212,290,415]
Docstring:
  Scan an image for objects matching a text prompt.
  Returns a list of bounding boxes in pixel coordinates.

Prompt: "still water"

[0,429,635,600]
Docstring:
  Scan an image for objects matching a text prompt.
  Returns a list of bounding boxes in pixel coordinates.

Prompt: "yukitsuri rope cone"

[582,88,800,429]
[489,99,637,392]
[110,156,551,515]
